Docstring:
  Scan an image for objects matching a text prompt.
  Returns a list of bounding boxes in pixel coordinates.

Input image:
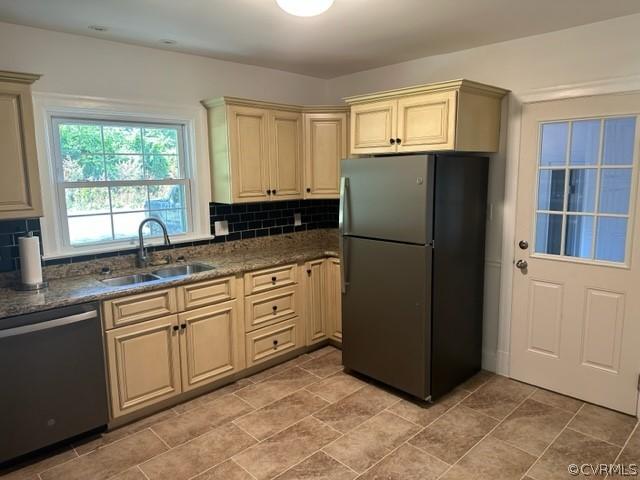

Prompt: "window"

[51,118,192,248]
[534,116,637,263]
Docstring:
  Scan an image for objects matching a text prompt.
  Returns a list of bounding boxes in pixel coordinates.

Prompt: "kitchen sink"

[152,263,215,279]
[101,273,160,287]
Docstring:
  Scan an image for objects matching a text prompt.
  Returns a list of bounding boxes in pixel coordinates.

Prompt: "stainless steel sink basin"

[152,263,215,279]
[101,273,160,287]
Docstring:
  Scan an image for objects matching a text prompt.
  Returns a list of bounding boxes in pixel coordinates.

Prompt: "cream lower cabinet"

[346,79,508,155]
[106,315,182,418]
[303,112,348,199]
[179,300,245,393]
[0,71,43,219]
[303,258,342,346]
[325,258,342,342]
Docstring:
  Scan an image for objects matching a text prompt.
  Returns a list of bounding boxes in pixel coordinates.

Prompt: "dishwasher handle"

[0,310,98,339]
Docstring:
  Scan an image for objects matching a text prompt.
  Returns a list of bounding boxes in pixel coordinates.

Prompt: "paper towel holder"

[15,280,49,292]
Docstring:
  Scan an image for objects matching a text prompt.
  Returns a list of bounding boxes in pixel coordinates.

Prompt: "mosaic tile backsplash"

[0,199,339,273]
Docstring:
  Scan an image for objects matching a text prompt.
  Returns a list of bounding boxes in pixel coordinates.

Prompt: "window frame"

[33,93,213,259]
[50,117,193,249]
[531,114,639,268]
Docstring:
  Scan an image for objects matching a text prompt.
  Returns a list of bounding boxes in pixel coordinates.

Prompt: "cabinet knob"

[180,323,187,330]
[272,305,278,313]
[273,339,279,349]
[172,325,179,332]
[389,138,396,145]
[396,138,402,144]
[307,269,311,276]
[271,276,277,284]
[272,189,277,195]
[306,188,311,193]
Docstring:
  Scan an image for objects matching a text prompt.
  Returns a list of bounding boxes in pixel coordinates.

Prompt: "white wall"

[0,21,327,106]
[325,14,640,373]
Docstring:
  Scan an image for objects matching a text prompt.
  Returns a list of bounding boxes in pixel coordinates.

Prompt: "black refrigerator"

[340,154,488,401]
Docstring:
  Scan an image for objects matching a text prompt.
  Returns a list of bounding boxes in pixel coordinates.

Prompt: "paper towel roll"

[19,235,43,285]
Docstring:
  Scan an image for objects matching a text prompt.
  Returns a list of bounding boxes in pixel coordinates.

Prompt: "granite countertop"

[0,237,338,320]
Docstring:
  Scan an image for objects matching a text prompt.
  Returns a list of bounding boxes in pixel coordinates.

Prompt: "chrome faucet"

[137,217,171,267]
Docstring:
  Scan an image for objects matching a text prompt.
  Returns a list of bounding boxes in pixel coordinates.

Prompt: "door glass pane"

[540,123,568,166]
[537,170,565,211]
[567,169,597,212]
[565,215,594,258]
[603,117,636,165]
[570,120,600,165]
[599,169,632,214]
[595,217,627,262]
[535,213,563,255]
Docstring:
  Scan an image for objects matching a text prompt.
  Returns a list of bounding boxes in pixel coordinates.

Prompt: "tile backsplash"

[0,199,339,273]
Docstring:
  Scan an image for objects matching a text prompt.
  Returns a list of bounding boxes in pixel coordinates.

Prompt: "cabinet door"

[396,91,457,152]
[179,299,245,392]
[269,110,303,200]
[325,258,342,343]
[303,113,347,199]
[106,315,181,418]
[228,105,271,202]
[0,80,42,219]
[304,259,327,345]
[350,100,397,154]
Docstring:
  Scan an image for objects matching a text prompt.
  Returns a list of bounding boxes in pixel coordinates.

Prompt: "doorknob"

[515,259,528,270]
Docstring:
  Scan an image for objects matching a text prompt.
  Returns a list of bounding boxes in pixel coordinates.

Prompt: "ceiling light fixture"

[276,0,335,17]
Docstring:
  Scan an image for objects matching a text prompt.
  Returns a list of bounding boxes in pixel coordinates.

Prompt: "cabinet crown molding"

[343,78,509,105]
[0,70,42,84]
[201,96,347,113]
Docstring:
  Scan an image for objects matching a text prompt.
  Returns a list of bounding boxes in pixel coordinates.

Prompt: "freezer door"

[340,155,433,244]
[342,236,432,399]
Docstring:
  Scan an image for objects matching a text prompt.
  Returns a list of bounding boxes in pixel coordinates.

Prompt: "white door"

[511,92,640,415]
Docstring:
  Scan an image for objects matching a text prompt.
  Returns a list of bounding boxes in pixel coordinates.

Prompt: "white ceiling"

[1,0,639,78]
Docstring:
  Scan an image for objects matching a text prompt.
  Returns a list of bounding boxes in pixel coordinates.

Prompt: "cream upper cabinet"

[303,112,348,199]
[345,79,508,154]
[227,104,271,202]
[350,100,397,154]
[178,299,245,392]
[269,110,303,199]
[105,315,182,418]
[0,71,43,219]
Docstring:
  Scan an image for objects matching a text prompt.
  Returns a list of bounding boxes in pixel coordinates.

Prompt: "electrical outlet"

[214,220,229,236]
[294,213,302,226]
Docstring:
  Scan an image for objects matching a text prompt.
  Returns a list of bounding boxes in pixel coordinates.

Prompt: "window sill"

[42,234,216,261]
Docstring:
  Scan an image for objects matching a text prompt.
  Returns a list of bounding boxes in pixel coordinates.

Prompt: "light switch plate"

[214,220,229,236]
[294,213,302,226]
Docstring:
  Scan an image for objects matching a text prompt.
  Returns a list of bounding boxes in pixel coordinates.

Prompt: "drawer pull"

[272,305,278,313]
[172,325,179,332]
[180,323,187,330]
[271,276,277,284]
[273,339,279,349]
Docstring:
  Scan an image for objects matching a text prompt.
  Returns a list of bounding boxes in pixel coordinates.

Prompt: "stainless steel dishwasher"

[0,302,109,463]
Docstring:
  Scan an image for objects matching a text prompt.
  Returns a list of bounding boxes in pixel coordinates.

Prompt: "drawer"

[245,318,299,367]
[244,285,299,332]
[103,289,178,329]
[177,276,237,311]
[244,264,297,295]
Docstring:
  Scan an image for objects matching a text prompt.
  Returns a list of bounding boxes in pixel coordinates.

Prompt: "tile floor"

[2,346,638,480]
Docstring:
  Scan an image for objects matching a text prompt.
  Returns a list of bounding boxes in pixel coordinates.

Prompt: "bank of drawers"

[243,264,302,367]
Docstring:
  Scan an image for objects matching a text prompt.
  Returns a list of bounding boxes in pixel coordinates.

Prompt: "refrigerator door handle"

[339,176,349,293]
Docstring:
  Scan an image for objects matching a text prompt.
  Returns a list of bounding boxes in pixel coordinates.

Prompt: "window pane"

[113,211,149,239]
[62,153,105,182]
[65,187,110,216]
[567,169,596,212]
[595,217,627,262]
[103,126,142,154]
[148,185,184,210]
[145,155,180,179]
[570,120,600,166]
[105,155,144,180]
[540,122,568,166]
[68,215,112,245]
[565,215,594,259]
[535,213,563,255]
[58,123,103,155]
[599,169,632,214]
[151,209,187,235]
[144,127,178,155]
[603,117,636,165]
[537,169,565,211]
[110,186,148,212]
